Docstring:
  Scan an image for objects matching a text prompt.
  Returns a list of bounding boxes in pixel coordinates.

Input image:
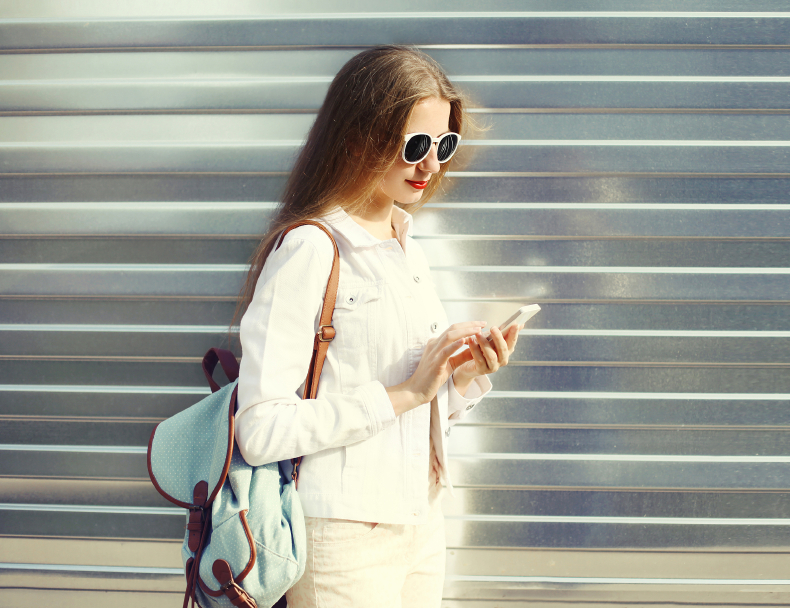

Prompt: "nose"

[417,142,441,173]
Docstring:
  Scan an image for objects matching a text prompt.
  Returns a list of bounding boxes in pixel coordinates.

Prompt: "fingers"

[442,321,487,345]
[449,348,473,370]
[487,327,510,367]
[505,323,523,350]
[442,337,466,357]
[468,333,497,371]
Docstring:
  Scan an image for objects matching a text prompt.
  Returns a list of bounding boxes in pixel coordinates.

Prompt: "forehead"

[406,97,451,136]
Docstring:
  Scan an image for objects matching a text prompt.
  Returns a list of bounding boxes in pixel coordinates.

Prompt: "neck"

[347,199,397,241]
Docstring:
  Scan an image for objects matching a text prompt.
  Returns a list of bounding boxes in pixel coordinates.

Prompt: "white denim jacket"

[235,205,492,525]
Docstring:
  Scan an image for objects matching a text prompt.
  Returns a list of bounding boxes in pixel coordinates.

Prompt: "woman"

[234,46,522,608]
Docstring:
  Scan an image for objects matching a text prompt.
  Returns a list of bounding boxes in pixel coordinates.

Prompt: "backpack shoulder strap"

[275,220,341,486]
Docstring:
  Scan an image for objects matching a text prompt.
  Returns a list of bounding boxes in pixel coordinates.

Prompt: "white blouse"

[235,205,492,524]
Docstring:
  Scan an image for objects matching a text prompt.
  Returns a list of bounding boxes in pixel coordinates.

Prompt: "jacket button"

[445,428,451,437]
[413,275,421,283]
[466,404,474,411]
[431,322,438,332]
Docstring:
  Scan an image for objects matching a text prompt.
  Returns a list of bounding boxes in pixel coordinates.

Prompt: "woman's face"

[375,96,452,207]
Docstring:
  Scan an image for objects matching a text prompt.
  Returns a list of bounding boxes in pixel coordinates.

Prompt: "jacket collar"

[322,205,414,249]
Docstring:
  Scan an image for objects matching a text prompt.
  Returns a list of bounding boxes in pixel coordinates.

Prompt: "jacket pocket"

[331,284,382,391]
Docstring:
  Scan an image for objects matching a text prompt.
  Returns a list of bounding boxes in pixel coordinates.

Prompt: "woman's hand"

[450,323,523,395]
[387,321,486,416]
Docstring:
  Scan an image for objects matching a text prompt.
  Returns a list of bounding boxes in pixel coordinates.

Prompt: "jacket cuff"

[359,381,397,434]
[448,373,493,421]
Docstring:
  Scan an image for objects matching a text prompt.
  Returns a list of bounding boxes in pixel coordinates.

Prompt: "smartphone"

[485,304,540,341]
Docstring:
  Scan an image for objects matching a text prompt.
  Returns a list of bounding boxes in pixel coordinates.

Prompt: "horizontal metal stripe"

[448,488,790,519]
[6,76,790,84]
[2,16,790,51]
[3,443,789,463]
[4,482,788,518]
[446,574,790,585]
[449,453,790,463]
[448,460,790,489]
[0,324,233,333]
[6,139,790,147]
[7,49,790,81]
[5,334,790,365]
[5,204,790,239]
[6,201,790,210]
[5,361,790,392]
[0,444,146,453]
[4,302,790,333]
[0,503,179,515]
[0,384,208,394]
[0,562,181,575]
[4,145,789,173]
[6,263,790,274]
[7,386,789,425]
[11,12,790,18]
[459,396,790,428]
[0,562,786,586]
[526,330,790,337]
[1,263,246,270]
[446,514,790,525]
[465,139,790,145]
[2,175,788,206]
[425,202,790,209]
[437,266,790,273]
[4,503,790,526]
[493,390,790,402]
[4,325,790,337]
[5,393,790,428]
[7,422,790,456]
[492,385,790,401]
[6,509,790,547]
[4,85,790,113]
[5,114,790,144]
[461,76,790,82]
[3,450,787,489]
[0,202,277,209]
[4,265,790,299]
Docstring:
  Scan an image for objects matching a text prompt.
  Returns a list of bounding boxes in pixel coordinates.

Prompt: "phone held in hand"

[485,304,541,342]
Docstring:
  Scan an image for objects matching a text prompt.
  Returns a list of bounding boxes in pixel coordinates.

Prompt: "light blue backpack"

[147,221,340,608]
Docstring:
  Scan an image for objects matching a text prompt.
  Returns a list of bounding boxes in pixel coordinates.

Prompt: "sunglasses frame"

[401,132,462,165]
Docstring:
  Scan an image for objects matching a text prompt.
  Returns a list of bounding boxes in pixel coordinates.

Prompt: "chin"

[398,191,425,205]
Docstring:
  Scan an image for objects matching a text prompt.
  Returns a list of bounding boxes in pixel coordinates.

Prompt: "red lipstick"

[405,180,428,190]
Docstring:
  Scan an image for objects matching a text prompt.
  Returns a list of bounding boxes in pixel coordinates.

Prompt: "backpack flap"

[147,381,237,510]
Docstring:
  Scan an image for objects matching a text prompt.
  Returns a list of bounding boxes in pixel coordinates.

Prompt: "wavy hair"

[232,46,470,336]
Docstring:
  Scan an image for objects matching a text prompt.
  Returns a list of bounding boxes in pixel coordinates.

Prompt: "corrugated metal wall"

[2,2,789,606]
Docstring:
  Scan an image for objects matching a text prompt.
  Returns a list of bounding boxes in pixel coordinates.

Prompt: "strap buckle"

[317,325,335,342]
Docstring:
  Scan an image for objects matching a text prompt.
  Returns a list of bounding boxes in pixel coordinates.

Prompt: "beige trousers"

[285,484,446,608]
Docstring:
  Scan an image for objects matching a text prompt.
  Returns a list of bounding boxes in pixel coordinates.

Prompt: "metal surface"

[1,4,790,607]
[3,15,790,50]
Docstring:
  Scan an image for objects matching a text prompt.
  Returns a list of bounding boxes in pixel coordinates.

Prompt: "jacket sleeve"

[235,230,397,467]
[447,372,492,423]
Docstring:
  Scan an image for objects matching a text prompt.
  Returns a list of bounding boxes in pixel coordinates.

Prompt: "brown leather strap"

[213,559,258,608]
[275,220,340,487]
[202,348,241,393]
[187,481,208,552]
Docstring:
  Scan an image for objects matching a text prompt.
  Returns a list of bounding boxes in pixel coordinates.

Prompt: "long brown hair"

[232,46,469,337]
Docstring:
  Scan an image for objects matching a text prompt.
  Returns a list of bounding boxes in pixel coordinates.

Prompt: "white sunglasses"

[402,132,462,164]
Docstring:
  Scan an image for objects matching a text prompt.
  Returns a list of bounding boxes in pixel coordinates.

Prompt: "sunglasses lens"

[404,134,432,163]
[437,133,459,162]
